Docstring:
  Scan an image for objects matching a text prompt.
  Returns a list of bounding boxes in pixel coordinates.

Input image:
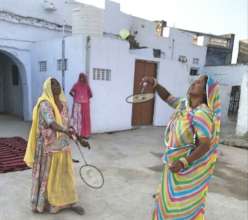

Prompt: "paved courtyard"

[0,115,247,220]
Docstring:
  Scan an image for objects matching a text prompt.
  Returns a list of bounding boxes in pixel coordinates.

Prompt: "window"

[228,86,240,120]
[189,68,199,76]
[57,59,68,71]
[193,58,199,65]
[39,61,47,72]
[12,65,19,86]
[93,68,111,81]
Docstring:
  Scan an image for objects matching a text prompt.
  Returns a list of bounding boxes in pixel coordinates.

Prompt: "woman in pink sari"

[70,73,92,139]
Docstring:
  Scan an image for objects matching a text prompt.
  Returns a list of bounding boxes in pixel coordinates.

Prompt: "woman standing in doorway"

[24,77,85,215]
[143,75,221,220]
[70,73,92,139]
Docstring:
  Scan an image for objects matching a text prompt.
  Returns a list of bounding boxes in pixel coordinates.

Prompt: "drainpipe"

[62,36,65,91]
[171,38,175,60]
[85,36,91,79]
[61,1,66,91]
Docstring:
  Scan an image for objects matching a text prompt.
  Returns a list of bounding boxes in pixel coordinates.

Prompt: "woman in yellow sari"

[24,77,85,215]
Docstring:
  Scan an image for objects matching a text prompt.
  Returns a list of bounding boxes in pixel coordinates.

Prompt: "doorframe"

[0,49,29,120]
[131,59,158,127]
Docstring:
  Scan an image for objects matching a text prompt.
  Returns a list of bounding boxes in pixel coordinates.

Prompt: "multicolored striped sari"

[152,77,221,220]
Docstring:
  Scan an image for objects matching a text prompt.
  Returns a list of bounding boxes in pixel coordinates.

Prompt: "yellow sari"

[24,77,77,209]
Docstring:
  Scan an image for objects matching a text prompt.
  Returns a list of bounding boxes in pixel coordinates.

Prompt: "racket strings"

[80,165,104,189]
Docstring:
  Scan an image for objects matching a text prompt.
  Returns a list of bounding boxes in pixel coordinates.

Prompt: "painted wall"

[89,37,135,132]
[31,34,87,111]
[168,29,207,68]
[0,0,76,120]
[72,4,104,36]
[0,0,74,25]
[154,60,190,126]
[236,72,248,136]
[0,21,67,43]
[203,64,247,85]
[104,0,132,35]
[203,64,248,123]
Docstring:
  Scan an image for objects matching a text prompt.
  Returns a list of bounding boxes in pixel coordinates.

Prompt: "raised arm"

[142,77,171,102]
[154,83,171,102]
[142,77,184,110]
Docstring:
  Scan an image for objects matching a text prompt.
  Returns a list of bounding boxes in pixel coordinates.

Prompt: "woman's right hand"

[65,127,77,139]
[141,76,157,87]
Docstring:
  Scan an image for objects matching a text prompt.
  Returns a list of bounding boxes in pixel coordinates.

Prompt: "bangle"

[179,157,189,168]
[153,78,158,88]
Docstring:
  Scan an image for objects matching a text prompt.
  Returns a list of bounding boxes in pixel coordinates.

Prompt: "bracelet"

[153,78,158,89]
[179,157,189,168]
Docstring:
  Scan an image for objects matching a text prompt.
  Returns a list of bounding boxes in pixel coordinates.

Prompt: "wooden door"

[132,60,157,126]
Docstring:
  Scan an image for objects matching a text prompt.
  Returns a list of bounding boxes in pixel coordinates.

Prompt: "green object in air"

[119,29,130,40]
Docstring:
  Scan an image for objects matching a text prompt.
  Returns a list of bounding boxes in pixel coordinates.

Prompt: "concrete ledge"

[220,137,248,150]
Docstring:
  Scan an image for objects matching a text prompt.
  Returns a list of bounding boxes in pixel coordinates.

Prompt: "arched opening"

[0,50,27,119]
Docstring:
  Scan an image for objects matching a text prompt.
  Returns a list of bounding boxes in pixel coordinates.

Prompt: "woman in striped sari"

[143,75,221,220]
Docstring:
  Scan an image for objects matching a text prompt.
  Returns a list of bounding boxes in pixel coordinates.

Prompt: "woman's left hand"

[68,127,77,137]
[169,160,184,173]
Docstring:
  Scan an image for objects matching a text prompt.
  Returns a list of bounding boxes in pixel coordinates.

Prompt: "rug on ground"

[0,137,30,173]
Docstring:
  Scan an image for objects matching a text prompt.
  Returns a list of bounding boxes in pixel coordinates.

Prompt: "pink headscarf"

[71,73,92,103]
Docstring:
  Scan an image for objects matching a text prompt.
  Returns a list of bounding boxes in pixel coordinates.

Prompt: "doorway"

[0,51,24,118]
[132,60,157,126]
[228,85,240,121]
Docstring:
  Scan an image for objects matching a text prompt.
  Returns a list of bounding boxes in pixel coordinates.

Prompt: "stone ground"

[0,114,247,220]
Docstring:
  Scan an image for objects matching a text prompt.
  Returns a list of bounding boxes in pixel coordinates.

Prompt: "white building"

[1,0,244,134]
[203,64,248,136]
[0,0,76,120]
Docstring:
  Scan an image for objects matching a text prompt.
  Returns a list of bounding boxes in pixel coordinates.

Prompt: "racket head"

[126,93,154,104]
[79,164,104,189]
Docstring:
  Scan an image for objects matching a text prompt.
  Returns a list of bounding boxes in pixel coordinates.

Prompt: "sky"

[77,0,248,63]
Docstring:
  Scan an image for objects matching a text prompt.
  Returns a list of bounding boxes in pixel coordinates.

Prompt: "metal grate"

[228,86,240,119]
[93,68,111,81]
[39,61,47,72]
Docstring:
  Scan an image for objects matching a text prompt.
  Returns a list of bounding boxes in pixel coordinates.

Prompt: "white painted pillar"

[236,71,248,136]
